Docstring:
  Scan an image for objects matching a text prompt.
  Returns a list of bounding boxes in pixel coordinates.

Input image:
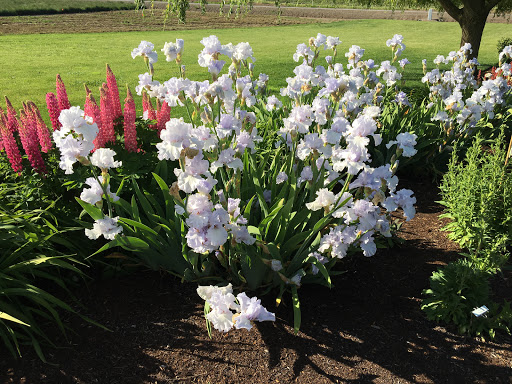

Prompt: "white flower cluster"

[53,107,124,241]
[183,195,256,253]
[132,37,267,116]
[281,36,408,108]
[80,176,119,205]
[121,35,419,294]
[85,216,123,240]
[131,40,158,64]
[53,107,98,174]
[197,284,275,332]
[162,38,184,62]
[423,44,512,129]
[156,112,260,252]
[386,34,406,60]
[276,35,418,261]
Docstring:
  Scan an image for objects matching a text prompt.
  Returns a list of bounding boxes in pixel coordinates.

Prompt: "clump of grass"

[0,0,133,16]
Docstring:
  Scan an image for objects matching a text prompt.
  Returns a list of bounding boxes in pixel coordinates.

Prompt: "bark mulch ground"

[1,178,511,384]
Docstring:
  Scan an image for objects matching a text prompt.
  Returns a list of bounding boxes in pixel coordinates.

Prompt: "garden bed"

[1,178,511,384]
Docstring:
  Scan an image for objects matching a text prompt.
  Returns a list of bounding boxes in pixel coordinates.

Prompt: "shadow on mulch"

[1,179,511,384]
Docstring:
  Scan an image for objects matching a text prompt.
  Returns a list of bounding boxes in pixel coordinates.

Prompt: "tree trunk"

[458,5,490,60]
[437,0,500,60]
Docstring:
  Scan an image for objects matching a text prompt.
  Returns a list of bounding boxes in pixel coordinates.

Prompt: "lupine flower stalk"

[84,89,99,121]
[84,84,93,112]
[56,74,71,112]
[84,84,92,97]
[17,109,30,151]
[28,101,52,153]
[155,98,161,114]
[142,91,157,120]
[142,91,157,129]
[45,92,61,130]
[106,64,123,120]
[156,100,171,135]
[100,85,116,145]
[18,110,46,174]
[123,88,137,152]
[4,96,19,133]
[0,111,23,173]
[91,93,106,149]
[0,107,5,152]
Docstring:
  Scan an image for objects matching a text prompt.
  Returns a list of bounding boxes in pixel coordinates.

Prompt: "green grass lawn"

[0,0,133,16]
[2,19,510,120]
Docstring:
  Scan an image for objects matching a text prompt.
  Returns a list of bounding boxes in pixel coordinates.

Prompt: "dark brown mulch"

[1,179,511,384]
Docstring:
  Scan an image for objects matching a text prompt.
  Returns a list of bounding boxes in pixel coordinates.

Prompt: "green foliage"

[423,133,512,338]
[164,0,191,24]
[439,134,512,251]
[0,0,133,16]
[0,196,90,361]
[498,36,512,64]
[422,259,490,333]
[347,0,512,15]
[498,37,512,54]
[422,258,512,338]
[88,169,192,274]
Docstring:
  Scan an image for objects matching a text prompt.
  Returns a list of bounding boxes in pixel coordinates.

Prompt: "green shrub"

[0,190,102,361]
[422,258,511,338]
[422,259,491,333]
[423,134,512,338]
[439,135,512,252]
[498,37,512,61]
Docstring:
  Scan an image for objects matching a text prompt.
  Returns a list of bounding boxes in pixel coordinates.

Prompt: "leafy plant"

[439,134,512,252]
[0,200,96,361]
[498,37,512,62]
[422,259,491,333]
[424,133,512,338]
[422,258,512,338]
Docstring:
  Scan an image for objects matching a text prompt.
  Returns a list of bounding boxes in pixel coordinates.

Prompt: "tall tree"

[350,0,512,59]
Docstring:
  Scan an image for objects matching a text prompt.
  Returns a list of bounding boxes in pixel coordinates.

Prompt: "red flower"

[142,91,157,129]
[56,74,71,112]
[28,101,53,153]
[19,109,46,175]
[106,64,123,120]
[157,101,171,136]
[4,96,20,134]
[0,111,23,173]
[46,92,61,130]
[123,88,138,153]
[100,85,116,145]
